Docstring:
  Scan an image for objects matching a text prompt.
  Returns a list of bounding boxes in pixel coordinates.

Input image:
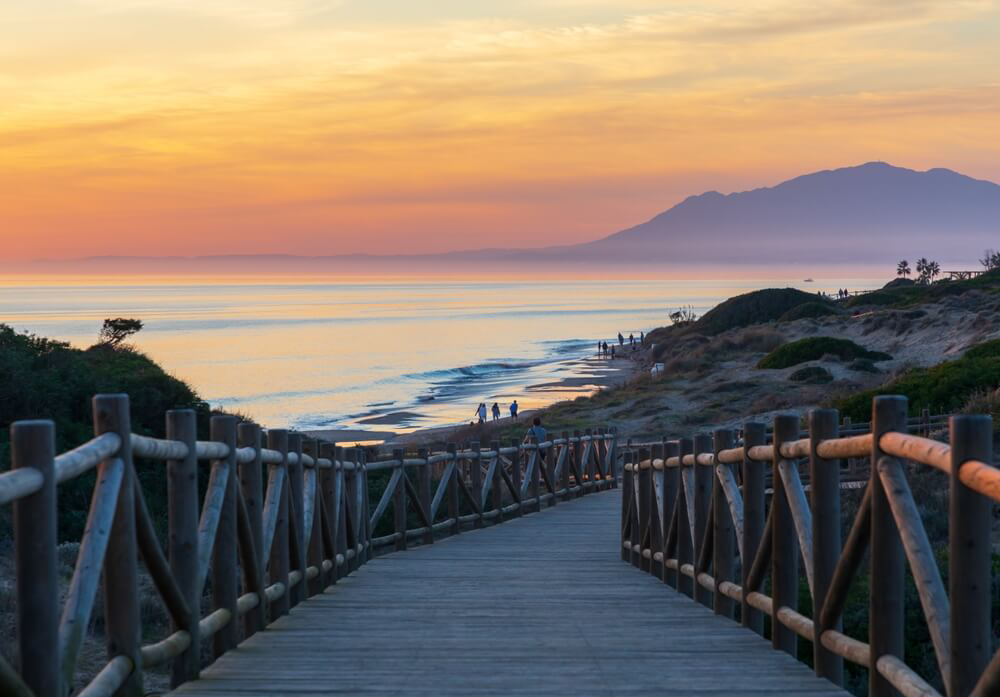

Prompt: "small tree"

[98,318,143,347]
[980,249,1000,271]
[896,260,910,277]
[669,305,698,326]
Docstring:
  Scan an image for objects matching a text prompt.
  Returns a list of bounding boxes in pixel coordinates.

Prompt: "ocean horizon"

[1,274,884,434]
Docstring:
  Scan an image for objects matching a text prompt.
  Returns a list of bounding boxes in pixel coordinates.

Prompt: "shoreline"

[305,353,640,446]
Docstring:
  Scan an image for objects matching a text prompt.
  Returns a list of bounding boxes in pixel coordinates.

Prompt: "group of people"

[835,288,852,299]
[474,400,519,424]
[598,330,644,358]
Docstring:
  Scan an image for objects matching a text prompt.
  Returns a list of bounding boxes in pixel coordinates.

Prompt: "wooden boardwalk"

[170,491,847,696]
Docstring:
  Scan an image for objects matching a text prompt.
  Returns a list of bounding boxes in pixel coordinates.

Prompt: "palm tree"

[915,257,928,284]
[928,260,940,282]
[896,260,910,277]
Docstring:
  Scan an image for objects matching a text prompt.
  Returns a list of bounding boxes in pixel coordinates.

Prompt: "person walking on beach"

[475,403,487,424]
[526,417,547,464]
[491,402,501,421]
[618,332,624,347]
[629,333,634,346]
[640,331,644,344]
[610,345,616,359]
[509,400,518,420]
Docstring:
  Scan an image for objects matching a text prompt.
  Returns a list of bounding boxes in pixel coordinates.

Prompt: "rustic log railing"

[621,396,998,697]
[1,394,618,697]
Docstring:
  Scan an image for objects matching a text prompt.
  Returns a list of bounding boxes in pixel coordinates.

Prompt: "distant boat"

[803,278,814,282]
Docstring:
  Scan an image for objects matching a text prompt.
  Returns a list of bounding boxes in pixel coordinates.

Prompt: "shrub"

[835,349,1000,420]
[757,337,891,369]
[778,301,840,322]
[788,366,833,384]
[848,358,880,373]
[694,288,830,335]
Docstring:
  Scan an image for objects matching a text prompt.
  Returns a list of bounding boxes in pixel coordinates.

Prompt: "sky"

[2,0,1000,261]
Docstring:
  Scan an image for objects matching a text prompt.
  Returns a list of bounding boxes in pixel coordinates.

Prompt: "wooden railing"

[1,393,619,697]
[620,395,999,697]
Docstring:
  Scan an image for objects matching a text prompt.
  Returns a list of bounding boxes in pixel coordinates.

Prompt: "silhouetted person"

[509,400,518,420]
[475,403,486,424]
[629,333,634,346]
[618,332,624,346]
[611,345,616,359]
[526,417,547,464]
[491,402,501,421]
[640,331,644,344]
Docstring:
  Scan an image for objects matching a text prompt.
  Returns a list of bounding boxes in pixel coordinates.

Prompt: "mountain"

[571,162,1000,264]
[19,162,1000,273]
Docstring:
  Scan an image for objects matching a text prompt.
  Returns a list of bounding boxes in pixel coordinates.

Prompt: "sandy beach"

[305,353,639,446]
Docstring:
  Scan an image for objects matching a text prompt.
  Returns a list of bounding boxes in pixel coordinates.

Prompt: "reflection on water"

[0,276,881,432]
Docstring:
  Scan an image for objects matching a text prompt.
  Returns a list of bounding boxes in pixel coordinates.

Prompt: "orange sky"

[2,1,1000,261]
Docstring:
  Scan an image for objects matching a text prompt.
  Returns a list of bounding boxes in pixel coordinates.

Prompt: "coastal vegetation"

[757,337,891,369]
[0,323,214,540]
[835,338,1000,422]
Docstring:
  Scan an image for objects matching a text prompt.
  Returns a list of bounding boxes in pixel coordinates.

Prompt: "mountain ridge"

[19,162,1000,270]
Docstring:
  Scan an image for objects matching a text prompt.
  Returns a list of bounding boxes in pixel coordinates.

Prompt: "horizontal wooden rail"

[1,394,620,697]
[621,397,997,697]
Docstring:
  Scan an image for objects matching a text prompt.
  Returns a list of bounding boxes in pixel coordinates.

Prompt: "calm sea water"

[0,276,881,433]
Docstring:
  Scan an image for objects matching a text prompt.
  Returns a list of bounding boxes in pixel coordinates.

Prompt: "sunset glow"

[3,1,1000,260]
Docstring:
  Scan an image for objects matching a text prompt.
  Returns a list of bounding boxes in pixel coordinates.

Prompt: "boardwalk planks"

[171,493,847,697]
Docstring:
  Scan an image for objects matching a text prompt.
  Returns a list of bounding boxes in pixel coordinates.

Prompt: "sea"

[0,276,882,434]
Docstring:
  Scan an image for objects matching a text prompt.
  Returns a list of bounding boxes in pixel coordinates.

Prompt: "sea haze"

[1,276,881,433]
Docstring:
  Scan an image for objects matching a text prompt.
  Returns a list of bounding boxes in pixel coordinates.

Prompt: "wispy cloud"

[1,1,999,259]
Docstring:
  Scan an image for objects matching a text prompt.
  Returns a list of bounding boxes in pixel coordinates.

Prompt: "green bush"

[778,301,841,322]
[0,324,214,541]
[694,288,831,335]
[835,350,1000,421]
[847,358,880,373]
[788,366,833,384]
[845,268,1000,309]
[963,339,1000,360]
[757,337,891,369]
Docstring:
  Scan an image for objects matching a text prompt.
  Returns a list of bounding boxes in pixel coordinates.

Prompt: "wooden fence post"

[393,448,407,550]
[418,447,433,544]
[211,415,239,656]
[359,449,372,564]
[949,414,993,697]
[304,438,325,596]
[606,426,618,489]
[621,450,633,562]
[267,429,290,620]
[712,428,735,619]
[677,437,694,598]
[93,394,143,697]
[167,409,199,686]
[809,409,843,684]
[470,442,483,528]
[870,396,906,697]
[446,444,460,535]
[237,421,266,637]
[650,442,665,582]
[490,440,503,522]
[287,433,305,606]
[637,447,651,573]
[693,433,713,609]
[11,419,59,697]
[663,440,679,589]
[584,428,594,486]
[771,414,799,656]
[511,438,522,516]
[319,442,338,586]
[573,430,583,497]
[742,422,766,636]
